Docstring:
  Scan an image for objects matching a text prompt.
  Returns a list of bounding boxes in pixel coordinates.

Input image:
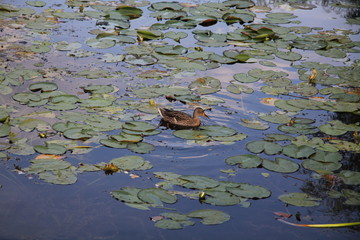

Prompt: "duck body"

[158,107,209,129]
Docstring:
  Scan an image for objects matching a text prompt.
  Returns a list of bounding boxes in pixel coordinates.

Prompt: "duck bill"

[202,113,209,119]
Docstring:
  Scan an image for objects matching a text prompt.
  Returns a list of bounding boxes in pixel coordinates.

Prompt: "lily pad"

[337,171,360,185]
[138,188,177,205]
[179,175,220,189]
[187,209,230,225]
[225,154,262,168]
[127,142,155,154]
[110,155,145,170]
[239,119,269,130]
[173,129,209,140]
[302,159,342,172]
[33,143,67,155]
[262,157,299,173]
[200,125,237,137]
[189,77,221,95]
[203,190,241,206]
[246,140,282,155]
[111,187,144,203]
[279,192,321,207]
[227,183,271,199]
[29,82,57,92]
[282,144,316,159]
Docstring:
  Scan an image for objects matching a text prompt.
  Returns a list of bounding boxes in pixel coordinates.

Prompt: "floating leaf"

[262,157,299,173]
[127,142,155,154]
[33,143,67,155]
[239,119,269,130]
[203,190,241,206]
[282,144,316,159]
[111,187,144,203]
[337,171,360,185]
[302,159,342,172]
[246,140,282,155]
[225,154,262,168]
[279,192,321,207]
[110,155,145,170]
[29,82,57,92]
[227,183,271,199]
[187,209,230,225]
[179,175,220,189]
[189,77,221,95]
[200,125,237,137]
[173,129,209,140]
[275,51,302,61]
[138,188,177,205]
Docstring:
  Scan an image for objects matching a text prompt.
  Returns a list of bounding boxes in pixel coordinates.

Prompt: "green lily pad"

[187,209,230,225]
[100,139,128,149]
[189,77,221,95]
[127,142,155,154]
[337,170,360,185]
[315,49,347,59]
[26,1,46,7]
[246,140,282,155]
[33,143,67,155]
[86,38,116,49]
[233,73,259,83]
[154,219,182,230]
[200,125,237,137]
[0,123,10,138]
[179,175,220,189]
[262,157,299,173]
[123,121,157,132]
[138,188,177,205]
[111,133,143,143]
[26,158,71,174]
[225,154,262,168]
[310,150,342,162]
[63,128,94,140]
[29,82,57,92]
[239,119,269,130]
[226,83,254,94]
[319,123,348,136]
[111,187,144,204]
[282,144,316,159]
[227,183,271,199]
[101,53,125,63]
[173,129,209,140]
[302,159,342,172]
[125,54,158,65]
[275,51,302,61]
[110,155,145,170]
[155,45,187,55]
[258,112,291,124]
[116,6,142,19]
[39,169,77,185]
[203,190,241,206]
[279,192,321,207]
[212,133,247,142]
[165,31,188,42]
[278,123,318,134]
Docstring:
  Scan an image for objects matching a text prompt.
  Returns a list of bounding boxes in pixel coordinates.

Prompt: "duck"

[158,107,209,129]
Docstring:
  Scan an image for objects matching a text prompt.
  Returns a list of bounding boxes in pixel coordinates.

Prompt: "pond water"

[0,0,360,240]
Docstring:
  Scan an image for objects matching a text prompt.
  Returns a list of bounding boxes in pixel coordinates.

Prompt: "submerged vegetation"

[0,0,359,236]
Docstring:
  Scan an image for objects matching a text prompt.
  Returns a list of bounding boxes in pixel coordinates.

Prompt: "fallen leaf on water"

[35,154,65,160]
[261,97,277,106]
[274,212,292,218]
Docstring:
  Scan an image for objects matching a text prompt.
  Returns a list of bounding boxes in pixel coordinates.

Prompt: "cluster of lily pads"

[112,171,271,229]
[0,0,360,231]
